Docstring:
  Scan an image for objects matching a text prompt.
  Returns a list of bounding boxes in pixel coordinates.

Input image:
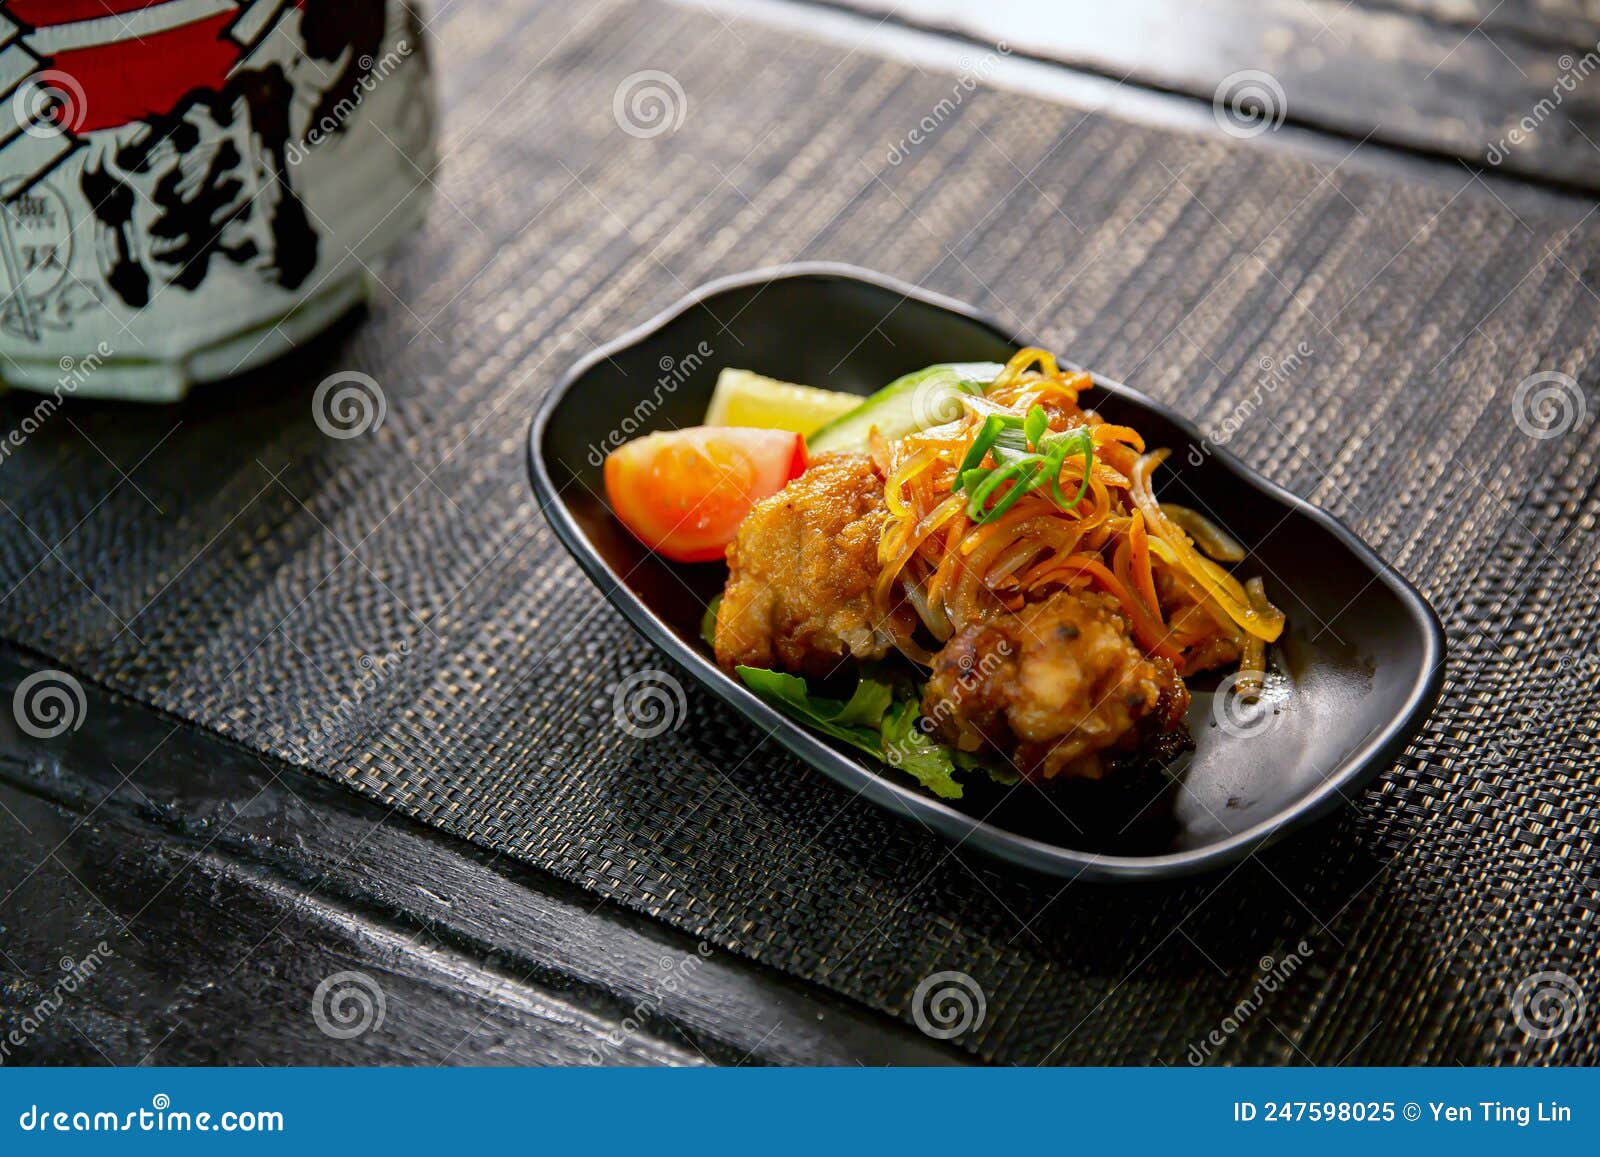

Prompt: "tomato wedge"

[604,427,806,562]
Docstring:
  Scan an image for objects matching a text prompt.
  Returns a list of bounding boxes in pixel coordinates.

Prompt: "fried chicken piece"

[921,589,1189,782]
[715,454,912,678]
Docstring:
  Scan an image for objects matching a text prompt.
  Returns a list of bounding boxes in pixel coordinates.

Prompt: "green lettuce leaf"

[833,678,895,729]
[956,748,1018,786]
[736,665,968,800]
[881,700,963,799]
[735,666,888,762]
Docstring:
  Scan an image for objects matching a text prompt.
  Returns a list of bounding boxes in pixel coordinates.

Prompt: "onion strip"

[1160,503,1247,563]
[867,345,1286,685]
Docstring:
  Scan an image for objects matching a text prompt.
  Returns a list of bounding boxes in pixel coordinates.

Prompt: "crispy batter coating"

[715,454,912,678]
[921,590,1189,781]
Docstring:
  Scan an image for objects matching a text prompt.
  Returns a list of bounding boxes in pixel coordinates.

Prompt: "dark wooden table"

[2,0,1595,1065]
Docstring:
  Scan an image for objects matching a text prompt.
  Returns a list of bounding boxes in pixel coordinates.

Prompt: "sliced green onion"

[1023,404,1049,449]
[955,411,1096,524]
[957,467,991,494]
[955,414,1008,479]
[965,459,1026,520]
[1052,427,1095,512]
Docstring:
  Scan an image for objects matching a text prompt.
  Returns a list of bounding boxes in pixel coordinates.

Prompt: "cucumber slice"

[807,362,1005,456]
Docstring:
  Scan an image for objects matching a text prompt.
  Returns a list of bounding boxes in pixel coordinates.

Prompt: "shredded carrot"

[1129,509,1163,625]
[868,345,1284,683]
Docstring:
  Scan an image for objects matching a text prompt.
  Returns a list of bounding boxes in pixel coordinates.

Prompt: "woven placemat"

[2,0,1597,1064]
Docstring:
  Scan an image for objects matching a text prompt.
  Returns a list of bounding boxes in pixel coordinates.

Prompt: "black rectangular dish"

[528,264,1445,880]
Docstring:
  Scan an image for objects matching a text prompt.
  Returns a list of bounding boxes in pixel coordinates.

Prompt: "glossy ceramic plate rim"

[528,262,1447,881]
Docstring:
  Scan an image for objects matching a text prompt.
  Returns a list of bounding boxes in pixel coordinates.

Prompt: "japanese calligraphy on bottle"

[0,0,433,400]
